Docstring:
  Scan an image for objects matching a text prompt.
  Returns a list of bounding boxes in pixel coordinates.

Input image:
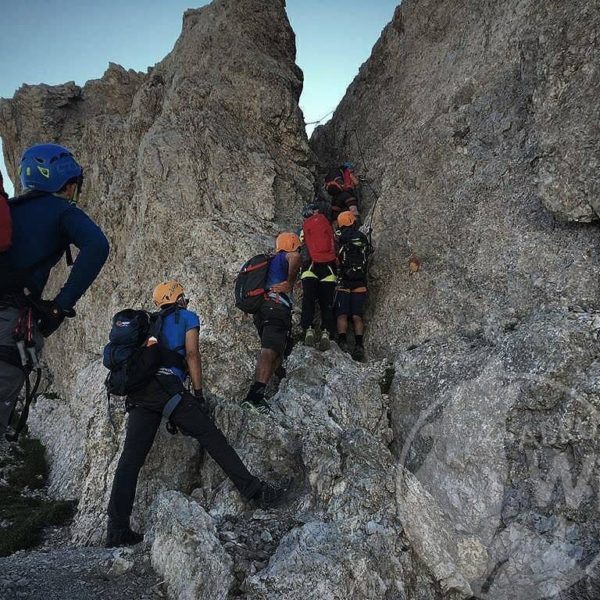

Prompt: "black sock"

[245,381,266,405]
[355,335,364,347]
[338,333,347,344]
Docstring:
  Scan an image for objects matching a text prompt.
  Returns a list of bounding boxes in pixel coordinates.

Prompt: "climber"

[106,281,287,547]
[335,211,372,361]
[0,144,109,441]
[241,232,302,414]
[323,162,360,222]
[299,203,337,350]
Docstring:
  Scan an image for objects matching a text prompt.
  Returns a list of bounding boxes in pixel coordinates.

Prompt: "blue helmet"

[342,161,354,170]
[19,143,83,193]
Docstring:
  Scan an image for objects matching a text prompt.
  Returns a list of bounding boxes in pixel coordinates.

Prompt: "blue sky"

[0,0,398,195]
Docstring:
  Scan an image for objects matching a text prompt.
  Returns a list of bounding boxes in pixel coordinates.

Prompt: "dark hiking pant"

[0,305,40,438]
[107,376,261,530]
[300,262,337,336]
[0,361,25,439]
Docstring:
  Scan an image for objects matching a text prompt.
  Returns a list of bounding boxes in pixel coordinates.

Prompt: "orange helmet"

[338,211,357,227]
[276,232,301,253]
[153,280,186,308]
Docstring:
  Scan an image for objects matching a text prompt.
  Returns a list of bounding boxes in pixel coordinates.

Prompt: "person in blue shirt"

[106,281,286,547]
[241,232,302,414]
[0,143,109,441]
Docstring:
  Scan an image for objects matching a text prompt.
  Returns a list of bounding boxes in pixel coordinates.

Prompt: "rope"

[350,130,381,240]
[305,109,335,126]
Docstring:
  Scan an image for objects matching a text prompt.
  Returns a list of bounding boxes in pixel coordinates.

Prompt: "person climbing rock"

[323,162,360,222]
[106,281,287,547]
[299,203,337,350]
[241,232,301,414]
[0,144,109,441]
[334,211,372,361]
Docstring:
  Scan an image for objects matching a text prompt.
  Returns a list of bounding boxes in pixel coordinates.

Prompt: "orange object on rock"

[408,254,421,275]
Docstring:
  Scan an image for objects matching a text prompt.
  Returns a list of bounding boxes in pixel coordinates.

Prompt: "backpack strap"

[162,393,183,420]
[151,305,187,365]
[150,305,179,340]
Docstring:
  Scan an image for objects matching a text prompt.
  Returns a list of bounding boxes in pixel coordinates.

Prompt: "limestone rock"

[392,309,600,598]
[0,0,313,543]
[147,491,234,600]
[145,346,439,599]
[310,0,600,596]
[312,0,600,354]
[2,0,600,597]
[107,548,135,577]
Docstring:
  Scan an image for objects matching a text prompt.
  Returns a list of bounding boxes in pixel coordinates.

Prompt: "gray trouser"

[0,306,41,437]
[0,362,25,437]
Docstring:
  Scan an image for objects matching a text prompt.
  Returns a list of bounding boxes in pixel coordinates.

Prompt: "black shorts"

[253,300,292,356]
[335,288,367,317]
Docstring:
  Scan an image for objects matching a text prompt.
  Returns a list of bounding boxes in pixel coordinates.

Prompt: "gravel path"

[0,543,165,600]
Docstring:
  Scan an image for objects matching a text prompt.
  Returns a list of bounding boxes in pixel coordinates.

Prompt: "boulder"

[147,491,234,600]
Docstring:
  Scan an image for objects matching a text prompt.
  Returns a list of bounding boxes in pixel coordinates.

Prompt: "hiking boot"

[253,481,289,508]
[338,339,350,354]
[352,345,365,362]
[105,528,144,548]
[255,399,272,414]
[241,399,271,415]
[319,330,331,351]
[304,327,316,347]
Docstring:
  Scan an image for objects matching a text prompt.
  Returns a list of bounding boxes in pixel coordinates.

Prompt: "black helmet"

[302,202,318,218]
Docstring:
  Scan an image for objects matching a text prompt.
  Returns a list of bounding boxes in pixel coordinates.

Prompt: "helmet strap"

[73,175,83,204]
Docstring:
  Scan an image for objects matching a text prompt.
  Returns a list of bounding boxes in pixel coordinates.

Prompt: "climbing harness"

[301,262,337,282]
[6,306,42,442]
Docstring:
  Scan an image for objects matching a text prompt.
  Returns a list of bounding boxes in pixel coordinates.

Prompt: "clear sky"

[0,0,398,195]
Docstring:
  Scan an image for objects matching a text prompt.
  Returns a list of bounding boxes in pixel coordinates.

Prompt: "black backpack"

[103,306,187,397]
[235,253,272,314]
[338,230,371,285]
[103,309,156,396]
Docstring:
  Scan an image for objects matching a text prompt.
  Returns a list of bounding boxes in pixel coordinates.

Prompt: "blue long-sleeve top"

[7,193,109,310]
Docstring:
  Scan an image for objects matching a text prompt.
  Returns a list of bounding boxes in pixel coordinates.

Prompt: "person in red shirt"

[323,162,360,223]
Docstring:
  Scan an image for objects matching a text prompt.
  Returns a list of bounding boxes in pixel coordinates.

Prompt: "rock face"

[148,491,234,600]
[311,0,600,597]
[394,309,600,599]
[312,0,600,354]
[147,346,439,599]
[0,0,312,541]
[2,0,600,598]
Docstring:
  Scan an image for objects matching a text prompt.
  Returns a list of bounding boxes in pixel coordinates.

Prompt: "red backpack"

[303,213,336,263]
[0,172,11,252]
[324,165,356,194]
